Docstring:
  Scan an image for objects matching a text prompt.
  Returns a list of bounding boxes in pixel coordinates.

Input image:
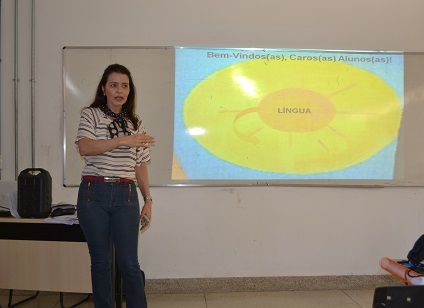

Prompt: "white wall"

[1,0,424,279]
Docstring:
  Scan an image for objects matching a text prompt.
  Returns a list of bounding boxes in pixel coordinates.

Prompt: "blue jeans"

[77,180,147,308]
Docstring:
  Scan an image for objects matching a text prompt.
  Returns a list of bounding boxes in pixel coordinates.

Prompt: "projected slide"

[173,47,404,180]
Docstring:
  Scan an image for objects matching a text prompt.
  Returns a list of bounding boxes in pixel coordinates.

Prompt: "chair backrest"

[373,285,424,307]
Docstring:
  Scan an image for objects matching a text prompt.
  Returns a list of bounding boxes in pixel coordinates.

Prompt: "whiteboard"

[63,47,424,187]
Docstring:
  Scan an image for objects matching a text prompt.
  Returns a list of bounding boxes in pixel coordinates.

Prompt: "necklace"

[99,104,130,138]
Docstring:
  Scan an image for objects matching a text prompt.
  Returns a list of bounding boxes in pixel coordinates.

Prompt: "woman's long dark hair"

[90,63,140,130]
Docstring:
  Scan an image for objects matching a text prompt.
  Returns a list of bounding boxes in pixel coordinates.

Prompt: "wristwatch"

[144,195,153,202]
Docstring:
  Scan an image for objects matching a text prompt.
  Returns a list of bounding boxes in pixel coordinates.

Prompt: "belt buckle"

[103,177,120,183]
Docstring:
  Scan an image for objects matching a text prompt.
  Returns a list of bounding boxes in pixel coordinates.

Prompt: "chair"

[373,285,424,307]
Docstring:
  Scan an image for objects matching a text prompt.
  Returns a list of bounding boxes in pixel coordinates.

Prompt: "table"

[0,217,123,307]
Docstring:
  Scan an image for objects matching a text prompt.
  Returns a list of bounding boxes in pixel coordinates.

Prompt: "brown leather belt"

[82,176,134,183]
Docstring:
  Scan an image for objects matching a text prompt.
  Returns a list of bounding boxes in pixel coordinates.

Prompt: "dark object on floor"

[373,285,424,307]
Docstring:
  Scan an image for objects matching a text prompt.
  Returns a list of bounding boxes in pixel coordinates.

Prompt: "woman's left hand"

[140,200,152,231]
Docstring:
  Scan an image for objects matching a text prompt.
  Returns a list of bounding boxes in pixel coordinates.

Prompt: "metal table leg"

[8,290,39,307]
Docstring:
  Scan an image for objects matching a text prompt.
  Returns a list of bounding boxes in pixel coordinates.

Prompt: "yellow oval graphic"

[183,59,402,174]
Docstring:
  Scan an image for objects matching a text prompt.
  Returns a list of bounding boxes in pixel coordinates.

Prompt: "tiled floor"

[0,289,374,307]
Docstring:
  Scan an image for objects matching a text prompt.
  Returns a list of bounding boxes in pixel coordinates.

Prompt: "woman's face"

[102,72,130,113]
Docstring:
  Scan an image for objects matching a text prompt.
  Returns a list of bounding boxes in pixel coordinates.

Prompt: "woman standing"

[76,63,154,308]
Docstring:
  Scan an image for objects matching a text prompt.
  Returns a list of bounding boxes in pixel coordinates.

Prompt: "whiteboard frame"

[63,46,424,187]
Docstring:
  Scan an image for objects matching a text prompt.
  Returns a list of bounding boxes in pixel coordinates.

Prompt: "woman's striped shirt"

[75,107,150,181]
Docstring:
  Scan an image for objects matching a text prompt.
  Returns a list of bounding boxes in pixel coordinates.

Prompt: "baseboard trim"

[145,275,403,294]
[0,275,403,295]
